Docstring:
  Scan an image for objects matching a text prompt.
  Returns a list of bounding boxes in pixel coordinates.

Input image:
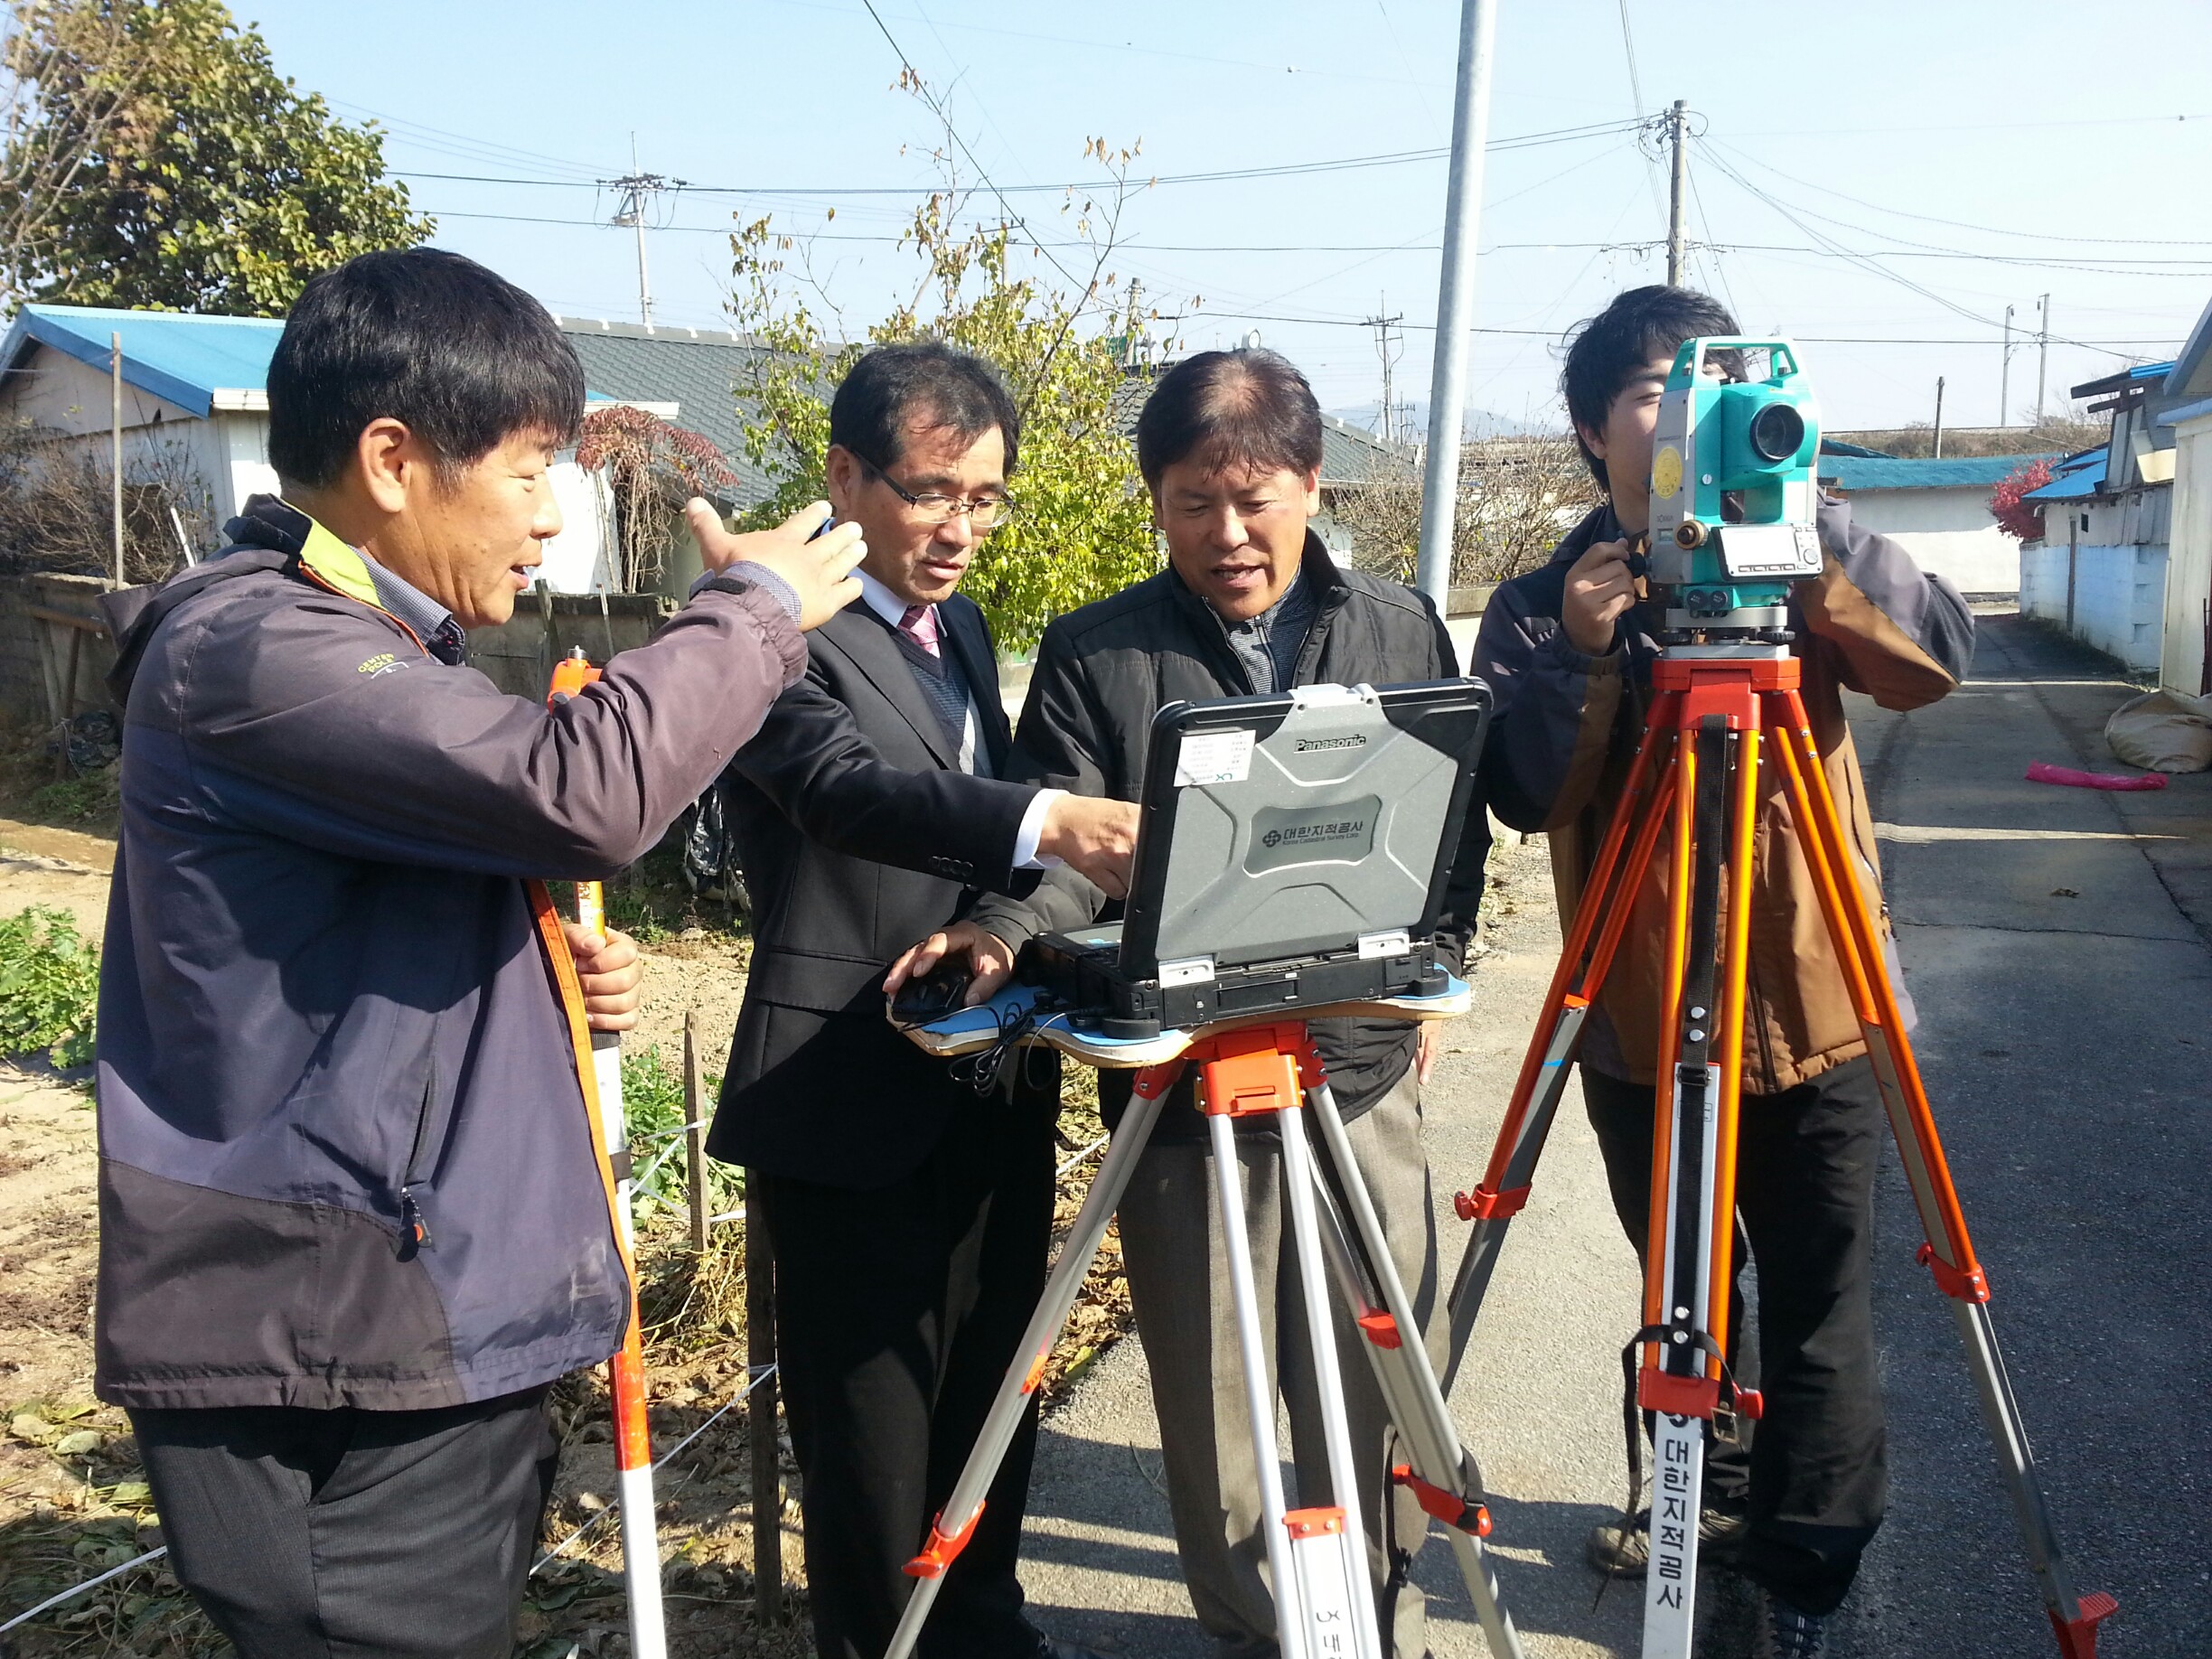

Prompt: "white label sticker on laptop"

[1175,727,1255,786]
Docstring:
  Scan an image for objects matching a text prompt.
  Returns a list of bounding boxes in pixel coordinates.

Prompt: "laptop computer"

[1024,679,1492,1039]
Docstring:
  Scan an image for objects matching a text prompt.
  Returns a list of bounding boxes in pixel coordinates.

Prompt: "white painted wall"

[539,458,615,592]
[1837,483,2020,594]
[2020,540,2169,670]
[2164,410,2212,695]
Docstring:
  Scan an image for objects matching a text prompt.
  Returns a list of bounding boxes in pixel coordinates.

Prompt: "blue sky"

[245,0,2212,435]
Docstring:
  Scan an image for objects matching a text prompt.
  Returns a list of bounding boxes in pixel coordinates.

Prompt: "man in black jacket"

[700,343,1128,1659]
[899,349,1484,1659]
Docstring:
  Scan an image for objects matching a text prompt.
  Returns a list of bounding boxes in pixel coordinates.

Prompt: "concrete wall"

[2020,540,2169,671]
[1838,483,2020,595]
[463,590,674,701]
[2162,410,2212,695]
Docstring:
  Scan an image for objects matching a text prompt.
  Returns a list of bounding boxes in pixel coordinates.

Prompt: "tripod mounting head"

[1646,337,1823,649]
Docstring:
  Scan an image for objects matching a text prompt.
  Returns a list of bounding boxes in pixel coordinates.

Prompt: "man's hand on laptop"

[885,922,1019,1008]
[685,497,867,631]
[1036,794,1139,898]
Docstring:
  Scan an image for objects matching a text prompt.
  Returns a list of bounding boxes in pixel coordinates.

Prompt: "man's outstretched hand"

[686,498,866,631]
[1037,794,1140,898]
[566,923,643,1033]
[885,921,1019,1009]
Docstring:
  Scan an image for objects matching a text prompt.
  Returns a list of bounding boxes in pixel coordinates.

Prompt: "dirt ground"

[0,818,1126,1657]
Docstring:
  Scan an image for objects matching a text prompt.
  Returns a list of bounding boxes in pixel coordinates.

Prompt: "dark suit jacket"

[706,594,1076,1189]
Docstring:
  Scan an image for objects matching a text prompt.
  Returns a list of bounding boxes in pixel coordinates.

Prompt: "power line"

[852,0,1092,296]
[389,118,1640,199]
[1708,136,2212,248]
[422,206,2212,276]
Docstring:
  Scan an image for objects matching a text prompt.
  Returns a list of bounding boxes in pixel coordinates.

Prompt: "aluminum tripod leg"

[1271,1104,1387,1659]
[882,1068,1178,1659]
[1304,1082,1524,1659]
[1767,696,2114,1657]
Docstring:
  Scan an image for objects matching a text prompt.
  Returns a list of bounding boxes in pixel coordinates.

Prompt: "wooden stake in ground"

[745,1185,782,1626]
[683,1010,709,1254]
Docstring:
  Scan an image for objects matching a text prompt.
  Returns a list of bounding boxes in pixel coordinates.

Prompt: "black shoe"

[1750,1589,1828,1659]
[1583,1504,1748,1577]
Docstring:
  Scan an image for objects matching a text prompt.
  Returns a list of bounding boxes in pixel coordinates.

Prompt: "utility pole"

[2000,304,2014,426]
[1368,300,1404,444]
[1932,376,1945,458]
[2036,293,2051,425]
[603,137,678,328]
[1665,99,1689,287]
[1415,0,1500,607]
[109,333,123,587]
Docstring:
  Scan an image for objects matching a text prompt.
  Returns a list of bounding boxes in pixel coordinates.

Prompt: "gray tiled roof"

[554,324,1424,510]
[556,318,782,509]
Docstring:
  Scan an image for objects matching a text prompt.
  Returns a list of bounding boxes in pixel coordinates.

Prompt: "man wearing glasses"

[697,342,1125,1659]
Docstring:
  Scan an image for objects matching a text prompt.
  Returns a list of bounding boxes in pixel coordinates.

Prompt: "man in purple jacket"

[94,248,862,1659]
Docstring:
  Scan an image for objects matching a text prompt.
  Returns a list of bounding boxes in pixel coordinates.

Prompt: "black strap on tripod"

[1599,1321,1757,1599]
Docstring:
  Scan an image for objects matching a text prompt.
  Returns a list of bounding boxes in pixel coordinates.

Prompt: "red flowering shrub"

[1990,458,2054,541]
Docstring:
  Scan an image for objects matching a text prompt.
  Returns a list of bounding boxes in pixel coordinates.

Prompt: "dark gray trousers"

[130,1387,558,1659]
[1118,1069,1439,1659]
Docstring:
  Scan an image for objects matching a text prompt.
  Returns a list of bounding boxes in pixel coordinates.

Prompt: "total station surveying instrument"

[1442,339,2114,1658]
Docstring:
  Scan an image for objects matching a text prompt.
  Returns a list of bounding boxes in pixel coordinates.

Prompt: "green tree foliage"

[728,131,1166,652]
[5,0,429,315]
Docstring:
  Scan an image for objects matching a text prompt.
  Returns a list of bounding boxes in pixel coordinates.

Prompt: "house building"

[2019,362,2179,673]
[0,303,619,592]
[1816,451,2055,599]
[2159,295,2212,695]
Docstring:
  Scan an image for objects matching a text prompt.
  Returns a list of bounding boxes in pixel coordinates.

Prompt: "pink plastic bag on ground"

[2024,762,2169,792]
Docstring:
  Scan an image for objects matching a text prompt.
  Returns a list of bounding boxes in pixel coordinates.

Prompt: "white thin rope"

[531,1362,778,1574]
[0,1545,170,1635]
[1055,1134,1111,1179]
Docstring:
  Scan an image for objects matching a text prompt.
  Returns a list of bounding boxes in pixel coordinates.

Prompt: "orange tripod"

[1442,648,2114,1658]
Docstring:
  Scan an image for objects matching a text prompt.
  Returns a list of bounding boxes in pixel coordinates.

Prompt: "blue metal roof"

[0,304,284,417]
[2020,448,2106,503]
[1818,453,2057,492]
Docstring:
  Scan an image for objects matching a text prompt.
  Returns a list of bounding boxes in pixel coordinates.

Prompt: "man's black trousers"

[129,1387,557,1659]
[1582,1054,1888,1616]
[753,1089,1056,1659]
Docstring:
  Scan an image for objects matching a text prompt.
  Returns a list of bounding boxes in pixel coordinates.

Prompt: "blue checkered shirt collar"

[361,558,467,665]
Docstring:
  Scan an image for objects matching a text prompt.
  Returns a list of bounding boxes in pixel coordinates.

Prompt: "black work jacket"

[971,534,1486,1136]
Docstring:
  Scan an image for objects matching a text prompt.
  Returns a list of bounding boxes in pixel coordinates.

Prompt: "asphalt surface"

[1015,613,2211,1658]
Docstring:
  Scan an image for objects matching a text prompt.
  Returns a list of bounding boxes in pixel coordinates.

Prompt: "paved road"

[1017,614,2212,1658]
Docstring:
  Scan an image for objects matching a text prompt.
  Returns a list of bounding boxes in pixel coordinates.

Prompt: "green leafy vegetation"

[5,0,431,315]
[728,123,1164,654]
[0,905,98,1068]
[620,1043,740,1228]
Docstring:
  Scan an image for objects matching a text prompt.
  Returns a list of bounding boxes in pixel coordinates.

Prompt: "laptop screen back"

[1118,680,1489,979]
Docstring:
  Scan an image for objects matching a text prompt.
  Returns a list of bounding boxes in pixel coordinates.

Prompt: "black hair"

[1560,284,1738,486]
[829,341,1021,477]
[1135,347,1324,490]
[267,248,586,489]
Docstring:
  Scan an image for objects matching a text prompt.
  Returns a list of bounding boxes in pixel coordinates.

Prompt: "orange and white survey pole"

[549,648,669,1659]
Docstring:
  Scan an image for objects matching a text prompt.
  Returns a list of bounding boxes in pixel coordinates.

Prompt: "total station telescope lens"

[1748,401,1806,464]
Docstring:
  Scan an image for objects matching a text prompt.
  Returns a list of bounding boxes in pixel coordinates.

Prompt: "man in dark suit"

[698,342,1129,1659]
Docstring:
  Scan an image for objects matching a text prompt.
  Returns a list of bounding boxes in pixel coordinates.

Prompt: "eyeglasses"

[857,455,1017,531]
